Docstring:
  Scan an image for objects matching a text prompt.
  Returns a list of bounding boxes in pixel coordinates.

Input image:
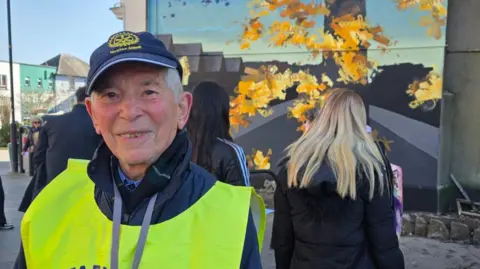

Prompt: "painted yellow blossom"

[247,149,273,170]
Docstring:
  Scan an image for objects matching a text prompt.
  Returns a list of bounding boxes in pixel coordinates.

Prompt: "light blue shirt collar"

[118,166,142,192]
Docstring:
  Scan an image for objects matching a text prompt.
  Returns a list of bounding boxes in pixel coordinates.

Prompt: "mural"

[147,0,447,211]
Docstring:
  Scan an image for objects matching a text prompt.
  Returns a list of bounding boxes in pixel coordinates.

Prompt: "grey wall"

[439,0,480,207]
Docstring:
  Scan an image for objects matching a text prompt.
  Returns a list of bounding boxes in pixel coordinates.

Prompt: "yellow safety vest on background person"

[21,159,266,269]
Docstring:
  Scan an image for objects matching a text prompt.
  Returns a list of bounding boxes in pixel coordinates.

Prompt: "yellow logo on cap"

[108,31,142,54]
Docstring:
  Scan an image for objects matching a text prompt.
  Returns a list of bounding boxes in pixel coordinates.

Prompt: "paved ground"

[1,149,480,268]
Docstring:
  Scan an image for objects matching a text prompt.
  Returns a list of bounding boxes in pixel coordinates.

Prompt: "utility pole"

[7,0,18,172]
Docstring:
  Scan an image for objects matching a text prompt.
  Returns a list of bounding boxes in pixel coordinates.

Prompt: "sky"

[0,0,123,65]
[148,0,447,69]
[0,0,448,69]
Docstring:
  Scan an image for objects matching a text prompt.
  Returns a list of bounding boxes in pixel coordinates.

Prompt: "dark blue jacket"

[14,130,262,269]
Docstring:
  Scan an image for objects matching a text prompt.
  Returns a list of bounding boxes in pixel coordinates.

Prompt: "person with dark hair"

[75,84,89,102]
[32,86,101,183]
[187,80,250,186]
[17,86,103,212]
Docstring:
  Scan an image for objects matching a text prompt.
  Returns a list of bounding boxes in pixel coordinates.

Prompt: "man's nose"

[119,96,143,121]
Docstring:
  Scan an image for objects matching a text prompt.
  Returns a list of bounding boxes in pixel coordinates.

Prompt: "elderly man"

[14,31,265,269]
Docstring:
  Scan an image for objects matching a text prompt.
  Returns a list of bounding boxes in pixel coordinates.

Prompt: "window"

[48,79,53,89]
[24,77,30,87]
[37,78,43,88]
[0,75,6,88]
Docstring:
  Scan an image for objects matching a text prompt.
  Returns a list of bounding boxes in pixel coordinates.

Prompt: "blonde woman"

[271,88,404,269]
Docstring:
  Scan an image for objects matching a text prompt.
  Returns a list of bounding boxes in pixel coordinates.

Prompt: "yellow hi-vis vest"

[21,159,266,269]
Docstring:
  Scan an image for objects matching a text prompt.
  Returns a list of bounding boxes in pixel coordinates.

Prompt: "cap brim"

[86,52,178,95]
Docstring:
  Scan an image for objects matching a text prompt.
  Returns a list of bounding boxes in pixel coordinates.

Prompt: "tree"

[0,95,11,125]
[20,91,56,120]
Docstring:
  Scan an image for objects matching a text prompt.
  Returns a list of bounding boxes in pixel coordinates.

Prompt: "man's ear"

[177,91,193,130]
[85,97,102,135]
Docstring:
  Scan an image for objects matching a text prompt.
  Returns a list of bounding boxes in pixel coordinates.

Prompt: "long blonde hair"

[286,88,385,200]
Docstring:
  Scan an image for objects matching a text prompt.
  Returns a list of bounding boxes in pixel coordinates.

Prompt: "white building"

[110,0,147,32]
[0,61,23,124]
[42,54,89,112]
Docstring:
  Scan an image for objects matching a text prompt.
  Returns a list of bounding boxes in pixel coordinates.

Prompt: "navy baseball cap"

[86,31,183,95]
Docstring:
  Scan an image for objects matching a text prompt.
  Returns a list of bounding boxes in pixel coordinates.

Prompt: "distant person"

[22,117,42,175]
[186,80,250,186]
[22,117,42,155]
[0,176,14,230]
[272,88,404,269]
[18,87,102,212]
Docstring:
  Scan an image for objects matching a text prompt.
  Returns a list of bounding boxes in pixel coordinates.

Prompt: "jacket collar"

[277,156,337,196]
[87,129,192,199]
[71,103,87,113]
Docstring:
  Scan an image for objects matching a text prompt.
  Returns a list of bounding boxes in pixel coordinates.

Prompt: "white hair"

[162,68,183,101]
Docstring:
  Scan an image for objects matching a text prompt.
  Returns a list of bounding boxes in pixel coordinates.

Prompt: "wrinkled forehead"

[92,62,165,93]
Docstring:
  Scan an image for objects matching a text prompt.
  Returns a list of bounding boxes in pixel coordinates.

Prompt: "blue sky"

[148,0,447,69]
[0,0,122,64]
[0,0,448,69]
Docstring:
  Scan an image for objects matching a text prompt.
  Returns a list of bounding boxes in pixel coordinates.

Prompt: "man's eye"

[98,91,119,102]
[144,90,157,95]
[106,92,117,98]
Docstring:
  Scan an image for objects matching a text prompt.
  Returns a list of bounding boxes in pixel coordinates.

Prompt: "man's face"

[85,63,192,175]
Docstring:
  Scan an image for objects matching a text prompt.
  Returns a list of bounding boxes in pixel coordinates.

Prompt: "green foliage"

[0,122,21,147]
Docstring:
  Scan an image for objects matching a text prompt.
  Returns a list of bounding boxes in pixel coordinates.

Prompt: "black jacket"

[14,130,262,269]
[33,104,101,183]
[271,153,404,269]
[211,138,250,186]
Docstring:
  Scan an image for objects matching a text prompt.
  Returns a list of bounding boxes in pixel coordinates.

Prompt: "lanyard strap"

[111,182,158,269]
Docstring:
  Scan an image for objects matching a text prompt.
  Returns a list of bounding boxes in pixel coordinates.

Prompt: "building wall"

[437,0,480,211]
[121,0,147,32]
[52,75,86,112]
[18,64,58,119]
[19,64,56,92]
[0,61,22,123]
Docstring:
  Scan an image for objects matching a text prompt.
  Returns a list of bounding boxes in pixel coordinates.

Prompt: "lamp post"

[6,0,18,172]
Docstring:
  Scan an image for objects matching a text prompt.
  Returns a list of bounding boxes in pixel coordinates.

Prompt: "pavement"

[1,150,480,268]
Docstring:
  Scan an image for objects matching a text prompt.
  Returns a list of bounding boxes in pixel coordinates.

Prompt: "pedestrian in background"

[0,175,14,230]
[186,80,250,186]
[271,88,404,269]
[22,117,42,175]
[22,117,42,155]
[18,86,102,212]
[33,86,102,183]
